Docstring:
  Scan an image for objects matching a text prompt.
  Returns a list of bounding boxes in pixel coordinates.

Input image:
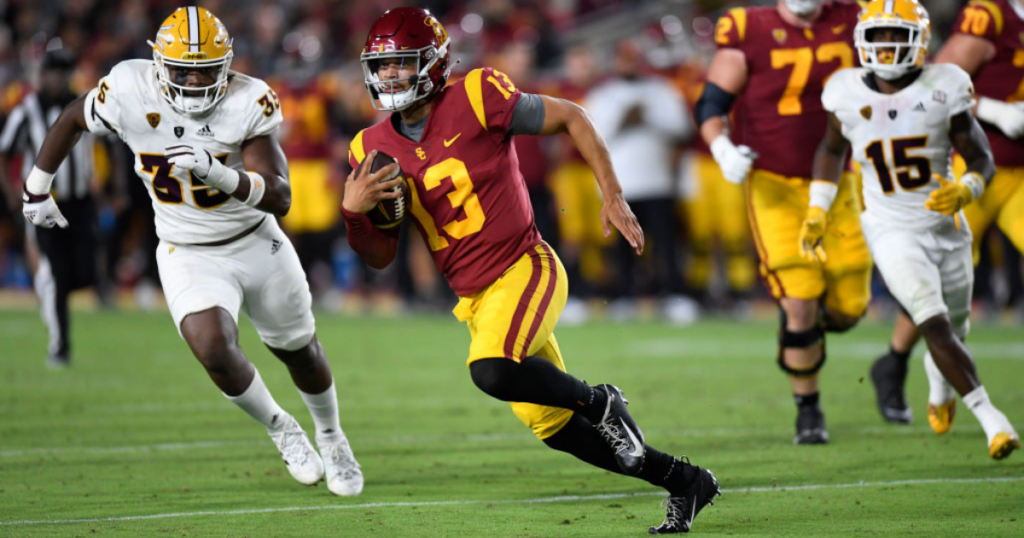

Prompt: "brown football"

[354,151,410,230]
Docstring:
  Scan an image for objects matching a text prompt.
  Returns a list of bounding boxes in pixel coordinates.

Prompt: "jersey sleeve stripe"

[969,0,1004,35]
[464,69,489,130]
[517,243,559,360]
[350,129,366,164]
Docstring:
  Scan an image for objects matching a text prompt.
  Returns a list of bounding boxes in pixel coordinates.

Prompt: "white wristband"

[808,180,839,210]
[26,166,56,196]
[244,172,266,207]
[202,156,240,194]
[961,172,985,201]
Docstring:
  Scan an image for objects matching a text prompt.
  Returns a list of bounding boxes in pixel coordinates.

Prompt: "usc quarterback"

[695,0,872,445]
[20,7,363,495]
[341,7,718,534]
[870,0,1024,430]
[814,0,1019,459]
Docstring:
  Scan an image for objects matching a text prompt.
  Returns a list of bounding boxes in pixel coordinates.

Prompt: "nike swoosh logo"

[621,418,644,458]
[832,24,846,34]
[444,133,461,147]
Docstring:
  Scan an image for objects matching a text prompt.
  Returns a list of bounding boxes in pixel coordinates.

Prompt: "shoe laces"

[322,439,361,479]
[659,496,688,530]
[270,425,314,466]
[595,418,631,455]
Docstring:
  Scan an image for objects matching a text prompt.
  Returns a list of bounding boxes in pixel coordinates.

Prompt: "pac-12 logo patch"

[174,126,184,138]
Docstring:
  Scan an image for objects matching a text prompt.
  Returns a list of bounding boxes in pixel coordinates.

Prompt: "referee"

[0,50,100,368]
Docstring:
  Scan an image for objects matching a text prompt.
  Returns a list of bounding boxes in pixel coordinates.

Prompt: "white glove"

[976,97,1024,139]
[22,190,68,228]
[709,135,757,185]
[164,144,239,193]
[165,144,212,178]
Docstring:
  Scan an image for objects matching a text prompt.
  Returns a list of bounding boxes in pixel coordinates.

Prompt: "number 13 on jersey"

[408,157,487,251]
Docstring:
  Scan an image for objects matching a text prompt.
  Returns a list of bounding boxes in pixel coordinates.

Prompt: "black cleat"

[794,405,829,445]
[870,352,914,424]
[592,384,645,475]
[649,461,720,534]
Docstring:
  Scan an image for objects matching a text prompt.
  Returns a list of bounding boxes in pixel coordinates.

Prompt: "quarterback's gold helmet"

[855,0,930,80]
[148,6,233,114]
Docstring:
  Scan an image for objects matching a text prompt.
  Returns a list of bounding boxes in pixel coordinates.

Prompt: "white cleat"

[318,435,364,496]
[269,415,324,485]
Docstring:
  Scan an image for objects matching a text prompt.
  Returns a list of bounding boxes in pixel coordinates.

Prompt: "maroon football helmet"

[361,7,452,111]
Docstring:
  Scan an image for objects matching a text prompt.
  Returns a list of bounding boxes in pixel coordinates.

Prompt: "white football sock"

[223,367,289,432]
[962,386,1016,444]
[923,352,956,406]
[299,381,343,442]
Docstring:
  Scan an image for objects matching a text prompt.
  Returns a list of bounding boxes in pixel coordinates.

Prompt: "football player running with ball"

[813,0,1020,459]
[695,0,871,445]
[870,0,1024,431]
[341,7,719,534]
[20,7,364,494]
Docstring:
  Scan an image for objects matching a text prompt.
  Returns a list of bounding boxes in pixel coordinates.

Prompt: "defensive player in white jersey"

[808,0,1019,459]
[19,6,365,492]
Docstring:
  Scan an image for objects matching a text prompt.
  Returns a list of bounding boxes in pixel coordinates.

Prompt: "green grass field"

[0,309,1021,537]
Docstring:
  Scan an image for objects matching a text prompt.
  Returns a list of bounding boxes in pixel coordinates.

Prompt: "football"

[354,151,410,230]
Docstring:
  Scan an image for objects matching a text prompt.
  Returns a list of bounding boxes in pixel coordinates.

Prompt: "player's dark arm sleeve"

[340,205,400,270]
[240,134,291,216]
[812,113,849,184]
[693,82,736,128]
[949,110,995,182]
[507,93,545,136]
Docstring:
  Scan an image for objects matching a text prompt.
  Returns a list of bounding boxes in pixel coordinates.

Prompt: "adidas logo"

[196,124,215,137]
[271,239,282,255]
[913,102,926,112]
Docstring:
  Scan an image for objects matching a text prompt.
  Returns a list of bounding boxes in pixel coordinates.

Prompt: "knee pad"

[777,309,826,377]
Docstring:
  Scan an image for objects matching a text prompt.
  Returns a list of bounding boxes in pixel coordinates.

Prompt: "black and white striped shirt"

[0,92,94,202]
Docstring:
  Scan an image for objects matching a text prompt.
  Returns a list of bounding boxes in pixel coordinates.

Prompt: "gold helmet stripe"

[187,6,200,52]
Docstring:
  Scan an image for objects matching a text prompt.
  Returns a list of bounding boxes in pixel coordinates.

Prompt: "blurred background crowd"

[0,0,1020,323]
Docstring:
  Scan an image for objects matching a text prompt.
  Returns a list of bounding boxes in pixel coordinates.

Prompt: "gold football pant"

[745,169,872,317]
[454,243,573,439]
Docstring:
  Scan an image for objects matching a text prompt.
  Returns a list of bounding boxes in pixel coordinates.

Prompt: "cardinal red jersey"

[714,2,860,178]
[951,0,1024,166]
[348,67,542,296]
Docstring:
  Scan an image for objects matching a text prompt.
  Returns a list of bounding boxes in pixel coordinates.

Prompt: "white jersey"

[822,64,975,238]
[83,60,283,244]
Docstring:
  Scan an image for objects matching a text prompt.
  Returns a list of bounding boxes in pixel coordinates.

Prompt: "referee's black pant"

[28,197,100,362]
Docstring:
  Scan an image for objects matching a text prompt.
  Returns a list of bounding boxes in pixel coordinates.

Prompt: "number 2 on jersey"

[408,158,487,251]
[864,136,931,194]
[771,42,853,116]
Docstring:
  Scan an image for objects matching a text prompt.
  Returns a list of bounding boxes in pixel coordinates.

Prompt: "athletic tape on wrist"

[26,166,55,196]
[961,172,985,201]
[202,155,240,194]
[244,172,266,207]
[808,180,839,210]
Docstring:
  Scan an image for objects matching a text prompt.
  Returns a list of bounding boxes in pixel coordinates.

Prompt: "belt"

[188,216,266,247]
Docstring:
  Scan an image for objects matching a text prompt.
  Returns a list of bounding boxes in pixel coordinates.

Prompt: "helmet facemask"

[855,20,927,80]
[152,48,233,115]
[361,37,450,112]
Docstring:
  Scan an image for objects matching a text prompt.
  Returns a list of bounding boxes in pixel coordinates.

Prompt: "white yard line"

[2,476,1020,527]
[0,424,977,457]
[631,339,1024,359]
